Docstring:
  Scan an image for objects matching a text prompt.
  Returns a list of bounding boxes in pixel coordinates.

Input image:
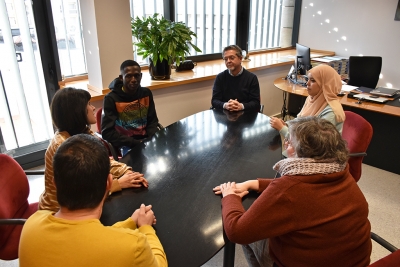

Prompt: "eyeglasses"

[222,55,238,62]
[283,136,292,149]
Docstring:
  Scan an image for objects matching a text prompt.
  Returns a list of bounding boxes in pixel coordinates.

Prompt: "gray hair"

[288,116,348,164]
[222,45,243,58]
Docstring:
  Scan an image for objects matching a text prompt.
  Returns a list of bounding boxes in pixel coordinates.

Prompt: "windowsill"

[64,48,335,102]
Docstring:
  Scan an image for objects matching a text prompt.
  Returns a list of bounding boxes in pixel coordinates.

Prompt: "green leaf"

[131,14,202,66]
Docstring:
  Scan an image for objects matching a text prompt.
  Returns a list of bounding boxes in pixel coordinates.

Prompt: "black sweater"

[211,68,261,111]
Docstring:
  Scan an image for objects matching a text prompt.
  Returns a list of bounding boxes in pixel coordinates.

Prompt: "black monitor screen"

[296,43,311,75]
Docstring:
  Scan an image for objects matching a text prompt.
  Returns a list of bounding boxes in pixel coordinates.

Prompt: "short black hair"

[120,60,141,74]
[51,87,91,135]
[53,134,110,210]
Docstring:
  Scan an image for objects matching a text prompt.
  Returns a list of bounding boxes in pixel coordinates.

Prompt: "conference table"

[100,109,282,267]
[274,77,400,174]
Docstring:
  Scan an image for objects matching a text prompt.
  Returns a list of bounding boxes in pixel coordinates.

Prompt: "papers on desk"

[312,57,336,63]
[341,84,359,92]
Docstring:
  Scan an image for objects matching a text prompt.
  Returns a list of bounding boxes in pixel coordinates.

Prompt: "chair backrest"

[0,154,38,260]
[96,107,103,134]
[342,111,373,182]
[347,56,382,88]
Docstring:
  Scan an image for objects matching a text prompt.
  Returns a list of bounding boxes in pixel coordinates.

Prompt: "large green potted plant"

[131,14,201,80]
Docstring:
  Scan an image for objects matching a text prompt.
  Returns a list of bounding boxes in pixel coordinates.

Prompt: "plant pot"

[149,58,171,80]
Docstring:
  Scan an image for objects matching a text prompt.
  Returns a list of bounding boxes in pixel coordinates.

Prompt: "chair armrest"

[157,123,165,130]
[24,170,45,175]
[371,232,398,253]
[0,219,26,225]
[94,132,120,161]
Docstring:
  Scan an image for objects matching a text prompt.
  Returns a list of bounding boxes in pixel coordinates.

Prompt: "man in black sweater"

[211,45,261,111]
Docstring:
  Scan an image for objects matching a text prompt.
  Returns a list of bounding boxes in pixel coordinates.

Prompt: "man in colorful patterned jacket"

[102,60,159,154]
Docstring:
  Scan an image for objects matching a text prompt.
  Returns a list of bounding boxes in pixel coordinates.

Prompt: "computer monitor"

[295,43,312,76]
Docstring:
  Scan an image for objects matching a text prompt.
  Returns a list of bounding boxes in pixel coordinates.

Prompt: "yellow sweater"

[19,210,167,267]
[38,131,131,212]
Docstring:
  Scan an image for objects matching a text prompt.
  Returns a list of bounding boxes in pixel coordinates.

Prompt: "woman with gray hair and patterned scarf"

[213,116,371,267]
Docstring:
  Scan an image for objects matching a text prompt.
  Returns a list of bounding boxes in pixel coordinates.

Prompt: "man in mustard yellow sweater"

[19,134,167,267]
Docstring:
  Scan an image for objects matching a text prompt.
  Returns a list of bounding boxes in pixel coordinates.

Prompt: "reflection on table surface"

[100,109,281,267]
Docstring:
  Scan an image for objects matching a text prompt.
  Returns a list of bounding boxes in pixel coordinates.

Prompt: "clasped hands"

[119,170,148,189]
[213,181,249,198]
[225,99,243,112]
[131,203,156,227]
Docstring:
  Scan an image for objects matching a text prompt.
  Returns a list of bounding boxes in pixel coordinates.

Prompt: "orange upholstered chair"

[342,111,373,182]
[0,154,38,260]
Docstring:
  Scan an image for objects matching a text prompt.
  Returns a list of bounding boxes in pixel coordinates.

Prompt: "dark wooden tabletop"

[100,109,281,267]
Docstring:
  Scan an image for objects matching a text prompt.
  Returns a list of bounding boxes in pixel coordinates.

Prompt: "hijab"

[298,64,346,123]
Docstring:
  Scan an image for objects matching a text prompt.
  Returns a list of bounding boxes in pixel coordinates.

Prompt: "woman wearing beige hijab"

[270,64,346,138]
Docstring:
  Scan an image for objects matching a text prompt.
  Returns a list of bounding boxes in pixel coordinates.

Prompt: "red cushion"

[369,250,400,267]
[0,154,38,260]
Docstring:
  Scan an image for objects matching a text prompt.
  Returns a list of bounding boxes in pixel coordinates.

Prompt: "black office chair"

[347,56,382,89]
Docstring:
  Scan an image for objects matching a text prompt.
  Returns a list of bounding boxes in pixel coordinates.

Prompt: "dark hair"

[288,116,348,164]
[51,87,91,135]
[53,134,110,210]
[222,45,243,58]
[120,60,141,74]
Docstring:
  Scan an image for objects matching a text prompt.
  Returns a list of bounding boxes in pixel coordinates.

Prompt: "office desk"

[274,77,400,174]
[100,109,281,267]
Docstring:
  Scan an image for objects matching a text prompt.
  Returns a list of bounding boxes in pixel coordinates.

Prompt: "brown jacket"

[221,165,371,267]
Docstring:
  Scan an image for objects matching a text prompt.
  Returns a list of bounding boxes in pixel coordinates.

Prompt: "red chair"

[369,232,399,266]
[342,111,373,182]
[95,107,121,161]
[96,107,103,134]
[369,250,400,267]
[0,154,39,260]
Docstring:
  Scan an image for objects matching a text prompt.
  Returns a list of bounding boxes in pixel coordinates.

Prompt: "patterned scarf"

[273,157,346,176]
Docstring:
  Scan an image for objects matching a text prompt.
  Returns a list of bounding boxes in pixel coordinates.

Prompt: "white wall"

[80,0,133,90]
[299,0,400,89]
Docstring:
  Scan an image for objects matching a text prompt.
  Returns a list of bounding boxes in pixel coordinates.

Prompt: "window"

[50,0,86,77]
[130,0,298,63]
[249,0,284,50]
[130,0,165,65]
[175,0,237,55]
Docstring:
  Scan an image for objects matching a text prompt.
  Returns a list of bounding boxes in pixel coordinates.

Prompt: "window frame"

[152,0,302,62]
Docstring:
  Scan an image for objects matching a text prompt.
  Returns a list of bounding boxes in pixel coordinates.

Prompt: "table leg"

[223,230,235,267]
